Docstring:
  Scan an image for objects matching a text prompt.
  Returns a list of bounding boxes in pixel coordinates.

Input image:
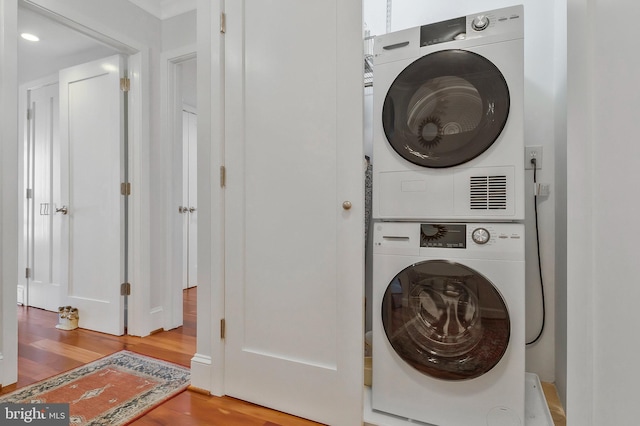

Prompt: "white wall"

[567,0,640,424]
[363,0,564,382]
[162,10,196,53]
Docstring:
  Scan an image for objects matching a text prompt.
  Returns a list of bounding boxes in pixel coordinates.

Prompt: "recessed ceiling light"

[20,33,40,42]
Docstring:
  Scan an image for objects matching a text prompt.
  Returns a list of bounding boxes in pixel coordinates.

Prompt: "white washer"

[372,5,524,221]
[372,221,525,426]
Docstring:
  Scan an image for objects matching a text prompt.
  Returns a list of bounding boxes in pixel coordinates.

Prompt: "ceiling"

[18,1,197,107]
[127,0,196,20]
[18,4,119,83]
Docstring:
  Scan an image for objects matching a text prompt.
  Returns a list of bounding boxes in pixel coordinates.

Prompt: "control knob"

[471,15,490,31]
[471,227,490,245]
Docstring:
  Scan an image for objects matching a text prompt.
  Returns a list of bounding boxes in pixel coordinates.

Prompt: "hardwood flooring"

[542,382,567,426]
[2,287,566,425]
[1,288,320,425]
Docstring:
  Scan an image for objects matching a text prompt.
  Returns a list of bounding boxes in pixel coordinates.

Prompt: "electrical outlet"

[534,183,551,197]
[525,145,542,169]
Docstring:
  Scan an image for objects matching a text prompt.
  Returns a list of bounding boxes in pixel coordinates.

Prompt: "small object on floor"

[56,305,79,330]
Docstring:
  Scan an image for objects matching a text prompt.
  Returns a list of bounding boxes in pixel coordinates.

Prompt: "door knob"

[178,206,188,214]
[342,201,352,210]
[56,206,68,215]
[189,207,197,213]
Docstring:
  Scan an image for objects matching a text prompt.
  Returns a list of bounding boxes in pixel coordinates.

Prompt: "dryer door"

[381,259,510,380]
[382,49,510,168]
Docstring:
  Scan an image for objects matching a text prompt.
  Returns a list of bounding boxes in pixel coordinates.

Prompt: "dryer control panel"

[420,223,466,248]
[420,17,466,47]
[416,5,523,48]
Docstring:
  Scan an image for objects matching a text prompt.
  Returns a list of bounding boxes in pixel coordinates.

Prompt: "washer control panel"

[420,223,466,248]
[373,222,524,259]
[471,227,490,244]
[418,223,523,248]
[469,224,522,247]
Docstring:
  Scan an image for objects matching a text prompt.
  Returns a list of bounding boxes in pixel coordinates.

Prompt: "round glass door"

[381,260,510,380]
[382,50,510,168]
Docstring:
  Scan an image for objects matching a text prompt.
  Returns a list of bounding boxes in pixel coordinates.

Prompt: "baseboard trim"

[190,353,212,392]
[149,306,164,333]
[188,385,211,396]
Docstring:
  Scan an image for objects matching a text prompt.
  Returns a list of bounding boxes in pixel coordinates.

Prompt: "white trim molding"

[190,353,213,391]
[1,0,20,388]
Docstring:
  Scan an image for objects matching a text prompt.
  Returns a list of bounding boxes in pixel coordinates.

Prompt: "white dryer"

[372,6,524,221]
[372,221,525,426]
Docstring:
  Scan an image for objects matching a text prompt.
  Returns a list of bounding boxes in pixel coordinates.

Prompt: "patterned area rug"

[0,350,190,425]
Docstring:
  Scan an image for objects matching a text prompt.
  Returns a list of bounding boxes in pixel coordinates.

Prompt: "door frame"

[160,45,196,332]
[1,0,152,385]
[189,0,224,395]
[1,0,20,387]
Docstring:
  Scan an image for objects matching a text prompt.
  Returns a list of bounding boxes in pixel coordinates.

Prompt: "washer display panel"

[382,50,510,168]
[381,259,510,380]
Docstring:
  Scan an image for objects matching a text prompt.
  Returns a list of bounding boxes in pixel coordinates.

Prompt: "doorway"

[17,1,198,335]
[1,0,201,389]
[165,50,198,330]
[17,3,124,323]
[18,2,120,320]
[179,58,198,292]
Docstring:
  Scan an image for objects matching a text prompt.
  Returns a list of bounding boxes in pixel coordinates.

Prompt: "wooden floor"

[1,287,567,425]
[1,288,320,426]
[542,382,567,426]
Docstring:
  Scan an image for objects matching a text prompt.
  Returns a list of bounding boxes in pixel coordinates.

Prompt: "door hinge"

[27,108,32,120]
[25,268,31,279]
[121,182,131,196]
[220,318,226,339]
[120,282,131,296]
[26,188,33,199]
[120,77,131,92]
[220,12,226,33]
[220,166,226,188]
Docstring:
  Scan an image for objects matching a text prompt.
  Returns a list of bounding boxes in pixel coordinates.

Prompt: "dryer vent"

[469,175,507,210]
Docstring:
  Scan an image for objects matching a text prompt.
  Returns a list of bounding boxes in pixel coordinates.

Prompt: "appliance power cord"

[526,157,546,346]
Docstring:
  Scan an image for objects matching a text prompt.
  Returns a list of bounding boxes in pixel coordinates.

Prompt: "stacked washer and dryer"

[370,5,526,426]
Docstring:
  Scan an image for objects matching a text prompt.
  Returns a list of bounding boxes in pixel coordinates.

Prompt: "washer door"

[381,260,510,380]
[382,49,510,168]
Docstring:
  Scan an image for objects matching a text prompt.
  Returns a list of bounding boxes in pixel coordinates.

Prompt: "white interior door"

[25,82,62,312]
[182,109,197,289]
[224,1,363,424]
[59,54,126,336]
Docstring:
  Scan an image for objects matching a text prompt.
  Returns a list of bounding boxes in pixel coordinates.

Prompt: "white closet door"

[182,110,197,289]
[224,0,363,424]
[59,54,126,335]
[27,82,62,312]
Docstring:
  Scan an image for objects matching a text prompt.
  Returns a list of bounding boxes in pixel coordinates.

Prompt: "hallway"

[11,288,195,385]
